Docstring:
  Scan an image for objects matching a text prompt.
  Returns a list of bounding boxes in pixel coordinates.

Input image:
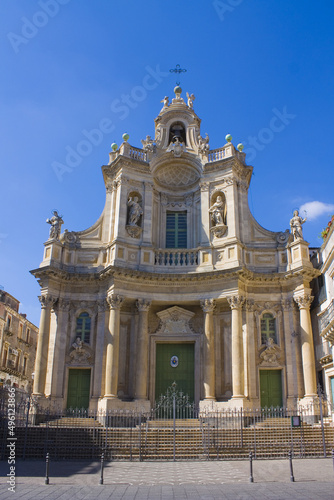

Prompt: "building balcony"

[4,326,14,336]
[318,299,334,345]
[0,361,22,378]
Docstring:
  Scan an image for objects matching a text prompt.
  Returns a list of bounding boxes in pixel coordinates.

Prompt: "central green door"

[67,369,91,409]
[260,369,283,408]
[155,343,194,403]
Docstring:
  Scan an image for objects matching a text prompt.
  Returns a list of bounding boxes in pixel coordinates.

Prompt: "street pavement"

[0,458,333,499]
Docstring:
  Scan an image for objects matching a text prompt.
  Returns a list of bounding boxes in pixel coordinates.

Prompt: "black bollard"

[249,451,254,483]
[288,450,295,482]
[99,452,104,485]
[45,453,50,485]
[332,449,334,475]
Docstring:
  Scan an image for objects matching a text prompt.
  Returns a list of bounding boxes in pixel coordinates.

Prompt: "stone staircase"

[12,415,333,460]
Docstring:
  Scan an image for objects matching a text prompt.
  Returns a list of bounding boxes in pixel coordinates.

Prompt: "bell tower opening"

[169,122,186,145]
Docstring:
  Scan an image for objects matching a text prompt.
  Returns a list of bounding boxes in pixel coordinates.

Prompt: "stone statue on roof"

[290,210,307,241]
[186,92,195,108]
[46,210,63,240]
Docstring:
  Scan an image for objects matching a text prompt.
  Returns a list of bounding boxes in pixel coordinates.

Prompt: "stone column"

[200,299,216,400]
[33,295,57,396]
[50,298,70,398]
[92,300,108,399]
[135,299,151,400]
[227,295,245,398]
[104,295,123,397]
[245,299,257,401]
[294,294,317,397]
[282,299,297,405]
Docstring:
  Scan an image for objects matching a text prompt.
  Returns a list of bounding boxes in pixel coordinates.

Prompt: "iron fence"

[0,390,333,461]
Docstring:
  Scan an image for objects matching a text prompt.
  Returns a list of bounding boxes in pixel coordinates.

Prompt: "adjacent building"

[0,289,38,393]
[31,86,320,412]
[311,216,334,417]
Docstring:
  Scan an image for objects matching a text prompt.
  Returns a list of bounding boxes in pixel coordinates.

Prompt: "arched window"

[261,313,277,344]
[76,312,91,343]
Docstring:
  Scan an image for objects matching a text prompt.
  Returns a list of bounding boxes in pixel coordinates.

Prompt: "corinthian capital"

[136,299,151,312]
[200,298,216,313]
[38,295,58,309]
[227,295,245,310]
[106,294,124,310]
[294,294,314,310]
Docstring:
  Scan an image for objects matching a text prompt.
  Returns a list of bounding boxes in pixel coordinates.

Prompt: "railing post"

[318,385,327,457]
[249,451,254,482]
[139,412,142,462]
[45,452,50,485]
[173,392,176,462]
[332,449,334,475]
[240,408,243,448]
[288,450,295,482]
[22,398,30,460]
[99,452,104,485]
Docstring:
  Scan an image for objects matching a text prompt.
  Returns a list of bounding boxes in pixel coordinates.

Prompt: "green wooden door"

[260,369,283,408]
[155,343,194,403]
[67,369,91,409]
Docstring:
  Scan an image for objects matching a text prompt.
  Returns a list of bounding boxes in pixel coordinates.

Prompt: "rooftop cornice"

[30,263,319,288]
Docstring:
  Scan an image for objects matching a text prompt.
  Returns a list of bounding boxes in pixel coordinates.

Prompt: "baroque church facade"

[31,86,320,412]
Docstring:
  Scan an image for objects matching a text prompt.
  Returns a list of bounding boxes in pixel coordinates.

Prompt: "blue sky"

[1,0,334,326]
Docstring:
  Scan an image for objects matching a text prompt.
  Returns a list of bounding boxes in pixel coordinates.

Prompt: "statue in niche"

[141,135,155,152]
[46,210,63,240]
[290,210,306,241]
[198,133,210,153]
[127,196,143,226]
[209,195,226,226]
[186,92,195,108]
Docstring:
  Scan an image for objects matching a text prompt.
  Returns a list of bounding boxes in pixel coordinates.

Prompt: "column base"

[298,395,320,424]
[98,397,151,413]
[200,397,253,412]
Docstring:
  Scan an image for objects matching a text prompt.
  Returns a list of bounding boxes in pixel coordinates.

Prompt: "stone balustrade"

[207,145,235,162]
[129,146,147,162]
[154,249,199,267]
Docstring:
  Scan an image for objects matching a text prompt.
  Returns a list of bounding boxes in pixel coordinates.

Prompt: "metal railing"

[0,391,333,461]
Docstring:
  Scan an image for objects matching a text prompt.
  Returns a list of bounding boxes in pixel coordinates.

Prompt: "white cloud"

[299,201,334,221]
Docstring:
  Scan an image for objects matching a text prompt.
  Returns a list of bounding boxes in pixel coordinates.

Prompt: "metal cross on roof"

[169,64,187,85]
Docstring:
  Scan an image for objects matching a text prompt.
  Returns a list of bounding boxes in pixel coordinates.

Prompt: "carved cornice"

[200,299,216,313]
[31,263,320,289]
